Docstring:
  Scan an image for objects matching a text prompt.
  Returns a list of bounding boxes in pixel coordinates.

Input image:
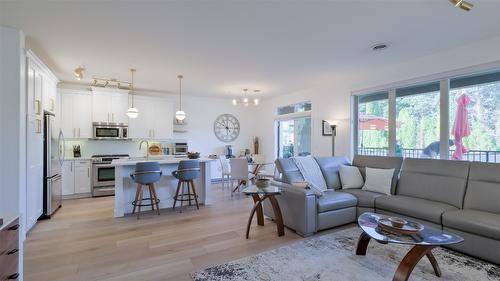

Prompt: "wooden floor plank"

[24,184,305,280]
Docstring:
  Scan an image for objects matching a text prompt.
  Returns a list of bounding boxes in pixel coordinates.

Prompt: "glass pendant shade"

[254,98,259,105]
[127,107,139,118]
[175,110,186,121]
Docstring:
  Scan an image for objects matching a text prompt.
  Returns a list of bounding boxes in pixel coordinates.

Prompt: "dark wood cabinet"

[0,218,19,281]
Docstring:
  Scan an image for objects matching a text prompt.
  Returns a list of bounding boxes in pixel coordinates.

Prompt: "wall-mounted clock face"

[214,114,240,142]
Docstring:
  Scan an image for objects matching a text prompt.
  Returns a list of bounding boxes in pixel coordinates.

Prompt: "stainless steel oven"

[91,154,129,196]
[93,122,128,140]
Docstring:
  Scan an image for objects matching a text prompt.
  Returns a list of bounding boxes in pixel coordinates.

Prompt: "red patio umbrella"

[451,94,471,160]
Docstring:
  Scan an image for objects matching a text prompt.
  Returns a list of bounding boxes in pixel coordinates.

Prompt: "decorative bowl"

[255,178,271,188]
[187,152,200,159]
[387,217,408,228]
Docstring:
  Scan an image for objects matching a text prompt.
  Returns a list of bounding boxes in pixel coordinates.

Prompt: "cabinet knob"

[8,273,19,280]
[8,224,19,231]
[7,249,19,255]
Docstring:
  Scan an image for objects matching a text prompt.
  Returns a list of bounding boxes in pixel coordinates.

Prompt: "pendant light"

[127,69,139,119]
[175,74,186,121]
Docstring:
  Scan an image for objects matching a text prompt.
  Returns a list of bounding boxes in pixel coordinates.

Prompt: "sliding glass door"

[277,117,311,158]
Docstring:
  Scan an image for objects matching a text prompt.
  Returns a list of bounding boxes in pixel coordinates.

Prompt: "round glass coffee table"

[242,185,284,239]
[356,212,463,281]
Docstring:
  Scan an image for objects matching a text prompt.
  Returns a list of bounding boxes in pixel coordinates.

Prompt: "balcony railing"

[358,147,500,163]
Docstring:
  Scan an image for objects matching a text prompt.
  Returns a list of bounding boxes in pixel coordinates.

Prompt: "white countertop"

[112,157,216,166]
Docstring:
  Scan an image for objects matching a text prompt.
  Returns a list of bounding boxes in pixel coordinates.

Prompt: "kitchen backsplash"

[64,140,177,158]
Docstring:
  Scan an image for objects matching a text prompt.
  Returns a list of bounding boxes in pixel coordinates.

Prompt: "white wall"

[57,85,256,158]
[255,35,500,163]
[0,25,26,281]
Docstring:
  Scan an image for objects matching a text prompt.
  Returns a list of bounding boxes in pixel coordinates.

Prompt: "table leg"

[355,231,371,255]
[268,195,284,237]
[246,195,265,239]
[393,245,435,281]
[426,250,442,277]
[252,194,264,226]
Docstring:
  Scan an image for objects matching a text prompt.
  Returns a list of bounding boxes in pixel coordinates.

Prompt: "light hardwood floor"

[24,184,308,281]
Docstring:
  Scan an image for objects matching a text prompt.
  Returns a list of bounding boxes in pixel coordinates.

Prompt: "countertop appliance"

[92,122,128,140]
[42,112,64,218]
[91,154,129,197]
[174,142,188,155]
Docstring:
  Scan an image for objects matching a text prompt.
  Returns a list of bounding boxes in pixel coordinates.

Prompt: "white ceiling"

[1,0,500,99]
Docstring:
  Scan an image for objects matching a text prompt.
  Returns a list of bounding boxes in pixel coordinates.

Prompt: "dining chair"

[230,158,254,193]
[218,155,231,189]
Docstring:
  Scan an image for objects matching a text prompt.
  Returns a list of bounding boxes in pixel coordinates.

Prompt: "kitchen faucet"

[139,140,150,160]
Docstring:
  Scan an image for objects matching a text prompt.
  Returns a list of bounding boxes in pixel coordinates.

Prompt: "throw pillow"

[339,165,364,189]
[362,167,395,195]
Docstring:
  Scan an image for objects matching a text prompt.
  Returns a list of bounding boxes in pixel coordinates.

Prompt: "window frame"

[352,68,500,161]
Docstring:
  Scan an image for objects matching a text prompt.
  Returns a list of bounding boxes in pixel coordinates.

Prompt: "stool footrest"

[132,198,161,207]
[174,194,198,202]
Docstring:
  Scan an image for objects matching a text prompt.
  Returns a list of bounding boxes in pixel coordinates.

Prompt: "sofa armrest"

[270,180,320,196]
[263,180,318,237]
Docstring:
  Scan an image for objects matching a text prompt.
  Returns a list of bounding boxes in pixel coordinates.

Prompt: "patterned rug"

[191,227,500,281]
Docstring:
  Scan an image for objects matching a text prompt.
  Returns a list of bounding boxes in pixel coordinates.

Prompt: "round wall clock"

[214,114,240,142]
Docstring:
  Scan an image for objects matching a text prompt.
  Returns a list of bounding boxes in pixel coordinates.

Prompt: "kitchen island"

[112,157,215,217]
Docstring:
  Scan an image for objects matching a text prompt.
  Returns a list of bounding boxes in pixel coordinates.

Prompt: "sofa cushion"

[464,162,500,214]
[375,195,458,224]
[352,155,403,194]
[396,158,469,208]
[314,156,349,190]
[362,167,394,195]
[443,209,500,241]
[339,165,364,189]
[275,158,304,184]
[340,189,384,208]
[317,191,357,213]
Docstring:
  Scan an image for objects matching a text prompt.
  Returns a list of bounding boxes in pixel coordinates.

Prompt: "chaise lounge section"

[264,155,500,265]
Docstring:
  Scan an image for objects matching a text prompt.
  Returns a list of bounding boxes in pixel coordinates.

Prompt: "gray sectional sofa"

[263,155,500,265]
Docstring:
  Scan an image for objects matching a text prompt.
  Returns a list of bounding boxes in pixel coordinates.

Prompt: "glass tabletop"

[358,212,464,246]
[242,185,282,195]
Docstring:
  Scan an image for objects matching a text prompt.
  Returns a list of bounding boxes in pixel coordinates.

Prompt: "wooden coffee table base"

[356,231,442,281]
[246,194,284,239]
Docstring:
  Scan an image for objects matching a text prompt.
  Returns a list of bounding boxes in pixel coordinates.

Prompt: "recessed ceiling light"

[371,43,388,52]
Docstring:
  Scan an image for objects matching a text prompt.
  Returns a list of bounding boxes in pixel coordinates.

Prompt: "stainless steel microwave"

[92,122,128,140]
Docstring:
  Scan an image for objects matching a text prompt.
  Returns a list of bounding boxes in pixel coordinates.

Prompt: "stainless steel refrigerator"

[43,112,65,218]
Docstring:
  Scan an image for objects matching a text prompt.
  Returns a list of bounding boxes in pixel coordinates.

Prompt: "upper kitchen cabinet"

[92,90,128,124]
[128,95,173,140]
[59,90,92,139]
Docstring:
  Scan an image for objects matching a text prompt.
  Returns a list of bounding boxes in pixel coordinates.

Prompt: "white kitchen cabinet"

[62,160,91,196]
[62,160,74,195]
[92,91,128,123]
[59,91,92,139]
[74,161,91,194]
[128,96,173,140]
[43,75,57,113]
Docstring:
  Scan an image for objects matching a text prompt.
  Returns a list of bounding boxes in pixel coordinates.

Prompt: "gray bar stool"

[172,160,201,212]
[130,162,162,219]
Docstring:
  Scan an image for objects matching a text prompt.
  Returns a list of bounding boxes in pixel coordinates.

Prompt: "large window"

[276,102,312,158]
[396,83,440,158]
[354,70,500,163]
[357,92,389,156]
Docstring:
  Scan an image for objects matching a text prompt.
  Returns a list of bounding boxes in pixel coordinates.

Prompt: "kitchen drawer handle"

[7,249,19,255]
[8,273,19,279]
[8,224,19,231]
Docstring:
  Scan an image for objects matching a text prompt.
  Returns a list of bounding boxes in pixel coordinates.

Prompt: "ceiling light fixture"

[449,0,473,11]
[232,88,260,106]
[127,68,139,119]
[73,66,85,80]
[175,75,186,121]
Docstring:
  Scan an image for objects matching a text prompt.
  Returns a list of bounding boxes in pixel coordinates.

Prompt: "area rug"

[191,227,500,281]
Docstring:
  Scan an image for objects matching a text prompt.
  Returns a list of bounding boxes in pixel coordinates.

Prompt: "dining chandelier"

[232,88,259,106]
